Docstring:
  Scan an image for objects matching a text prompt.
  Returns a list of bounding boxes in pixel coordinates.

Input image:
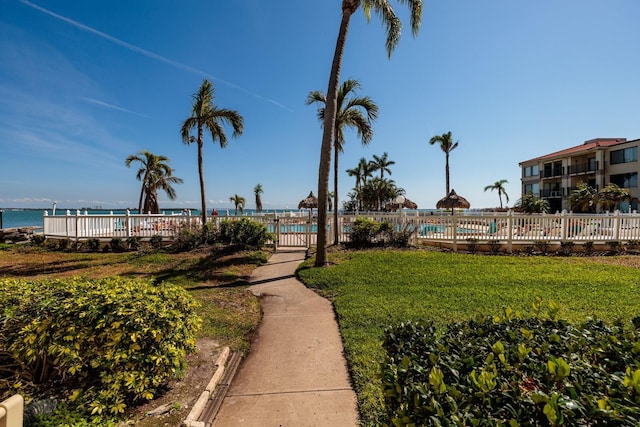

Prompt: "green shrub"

[109,237,125,252]
[57,238,70,251]
[31,234,46,246]
[86,238,101,252]
[626,240,640,252]
[534,240,550,254]
[583,241,595,255]
[219,218,274,249]
[126,236,141,251]
[488,240,501,254]
[559,241,575,256]
[380,300,640,426]
[349,217,382,248]
[0,277,201,418]
[149,234,163,250]
[466,238,479,254]
[607,240,622,255]
[171,224,202,252]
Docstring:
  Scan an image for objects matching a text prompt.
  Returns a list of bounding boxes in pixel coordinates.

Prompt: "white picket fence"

[42,209,640,251]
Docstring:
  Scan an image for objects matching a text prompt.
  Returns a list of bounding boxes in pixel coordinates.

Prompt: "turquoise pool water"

[421,224,478,234]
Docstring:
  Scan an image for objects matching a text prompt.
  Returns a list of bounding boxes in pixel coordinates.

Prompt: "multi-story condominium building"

[519,137,640,213]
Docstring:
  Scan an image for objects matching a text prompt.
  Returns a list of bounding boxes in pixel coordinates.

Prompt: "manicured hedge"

[0,277,201,417]
[381,300,640,426]
[219,218,274,249]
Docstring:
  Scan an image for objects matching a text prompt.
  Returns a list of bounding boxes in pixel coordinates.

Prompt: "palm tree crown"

[314,0,422,266]
[181,79,243,231]
[307,78,378,244]
[484,179,509,209]
[125,150,183,214]
[429,131,459,196]
[230,194,246,216]
[254,184,263,213]
[371,152,395,179]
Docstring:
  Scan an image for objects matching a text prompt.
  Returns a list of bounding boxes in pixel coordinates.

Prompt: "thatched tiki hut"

[298,191,318,212]
[436,189,470,214]
[403,198,418,210]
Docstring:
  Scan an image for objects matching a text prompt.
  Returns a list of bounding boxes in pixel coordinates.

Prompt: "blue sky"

[1,0,639,211]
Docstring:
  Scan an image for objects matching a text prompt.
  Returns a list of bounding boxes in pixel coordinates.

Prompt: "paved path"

[211,248,359,427]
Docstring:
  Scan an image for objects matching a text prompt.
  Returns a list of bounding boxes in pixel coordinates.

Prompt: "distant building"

[519,137,639,212]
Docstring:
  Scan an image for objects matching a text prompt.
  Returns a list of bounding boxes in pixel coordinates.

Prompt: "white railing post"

[452,213,458,252]
[0,394,24,427]
[125,209,131,237]
[66,210,71,239]
[506,210,513,253]
[75,210,80,244]
[613,210,621,241]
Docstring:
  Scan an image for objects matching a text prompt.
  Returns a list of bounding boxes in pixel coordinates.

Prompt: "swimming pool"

[421,224,478,234]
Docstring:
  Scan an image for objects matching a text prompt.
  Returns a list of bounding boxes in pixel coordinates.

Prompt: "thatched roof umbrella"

[298,191,318,212]
[436,189,470,214]
[403,198,418,210]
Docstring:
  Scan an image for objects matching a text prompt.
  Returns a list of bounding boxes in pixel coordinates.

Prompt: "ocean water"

[0,208,312,229]
[0,207,431,230]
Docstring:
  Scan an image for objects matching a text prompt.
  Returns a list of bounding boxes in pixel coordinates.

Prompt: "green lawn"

[297,250,640,426]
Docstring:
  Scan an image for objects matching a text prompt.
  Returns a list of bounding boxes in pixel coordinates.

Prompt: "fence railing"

[42,210,640,251]
[0,394,23,427]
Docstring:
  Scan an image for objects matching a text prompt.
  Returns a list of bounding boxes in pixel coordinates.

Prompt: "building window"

[610,147,638,165]
[524,183,539,195]
[523,164,539,177]
[610,172,638,188]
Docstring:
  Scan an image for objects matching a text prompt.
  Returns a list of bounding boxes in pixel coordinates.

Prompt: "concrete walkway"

[211,248,359,427]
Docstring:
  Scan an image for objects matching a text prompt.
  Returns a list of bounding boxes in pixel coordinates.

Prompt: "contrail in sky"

[19,0,292,112]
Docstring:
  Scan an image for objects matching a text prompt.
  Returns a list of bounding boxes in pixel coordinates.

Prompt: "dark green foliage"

[607,240,622,255]
[149,234,163,250]
[219,218,274,249]
[559,241,575,256]
[380,301,640,426]
[488,240,501,254]
[583,241,595,255]
[626,240,640,252]
[171,224,202,252]
[57,239,70,251]
[86,238,101,252]
[126,236,141,251]
[31,234,46,246]
[109,238,125,252]
[534,240,550,255]
[0,277,201,418]
[466,238,479,254]
[348,217,413,249]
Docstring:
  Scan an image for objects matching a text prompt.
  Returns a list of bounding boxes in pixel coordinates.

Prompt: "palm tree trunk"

[445,153,450,196]
[138,171,149,214]
[316,2,357,267]
[333,139,339,245]
[197,125,207,233]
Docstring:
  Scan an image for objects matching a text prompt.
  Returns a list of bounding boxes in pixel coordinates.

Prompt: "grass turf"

[297,249,640,426]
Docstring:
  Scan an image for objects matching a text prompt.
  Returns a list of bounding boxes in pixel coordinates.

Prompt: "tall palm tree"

[125,150,183,214]
[254,184,263,213]
[314,0,423,267]
[370,152,395,179]
[569,181,597,213]
[180,79,244,232]
[307,78,378,244]
[429,131,459,196]
[346,157,375,211]
[230,194,246,216]
[596,183,631,212]
[483,179,510,209]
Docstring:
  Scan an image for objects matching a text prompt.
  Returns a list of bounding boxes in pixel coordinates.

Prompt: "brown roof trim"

[519,138,628,165]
